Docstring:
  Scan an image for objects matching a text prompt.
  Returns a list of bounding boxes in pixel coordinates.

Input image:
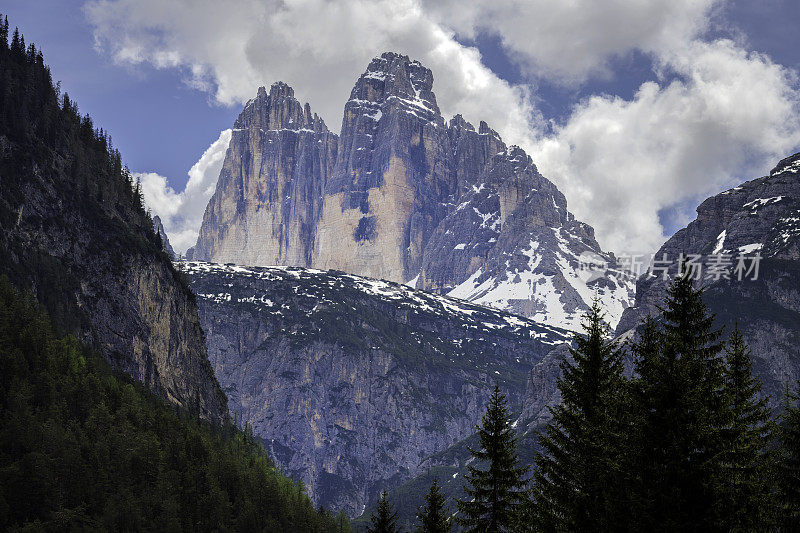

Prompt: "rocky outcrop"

[0,134,227,422]
[515,153,800,425]
[193,53,634,331]
[194,82,338,266]
[421,146,634,331]
[314,52,454,282]
[153,215,175,259]
[182,260,571,516]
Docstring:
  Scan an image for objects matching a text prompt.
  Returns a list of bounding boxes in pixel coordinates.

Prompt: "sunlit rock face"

[194,82,338,267]
[313,52,455,282]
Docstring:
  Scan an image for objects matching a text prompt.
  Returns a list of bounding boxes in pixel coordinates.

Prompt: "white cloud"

[84,0,537,143]
[531,39,800,253]
[86,0,800,256]
[422,0,719,83]
[138,129,232,253]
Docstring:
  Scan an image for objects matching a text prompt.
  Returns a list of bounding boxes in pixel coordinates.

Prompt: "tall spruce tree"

[367,491,399,533]
[628,272,726,530]
[416,478,451,533]
[716,327,773,530]
[456,385,527,532]
[530,300,625,531]
[777,382,800,529]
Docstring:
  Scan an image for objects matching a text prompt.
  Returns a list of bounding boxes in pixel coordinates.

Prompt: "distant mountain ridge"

[192,52,634,331]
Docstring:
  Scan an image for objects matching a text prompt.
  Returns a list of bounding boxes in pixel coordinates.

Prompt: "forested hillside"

[0,278,348,530]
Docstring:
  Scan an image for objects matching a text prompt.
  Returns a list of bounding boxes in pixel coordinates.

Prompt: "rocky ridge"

[181,260,571,516]
[521,151,800,424]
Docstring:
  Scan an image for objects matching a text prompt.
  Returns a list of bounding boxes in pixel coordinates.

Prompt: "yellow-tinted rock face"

[312,53,455,282]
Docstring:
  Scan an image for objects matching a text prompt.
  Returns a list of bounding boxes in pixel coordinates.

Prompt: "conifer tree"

[416,478,451,533]
[628,272,726,530]
[367,491,399,533]
[530,300,625,531]
[456,385,527,532]
[777,382,800,529]
[716,327,773,530]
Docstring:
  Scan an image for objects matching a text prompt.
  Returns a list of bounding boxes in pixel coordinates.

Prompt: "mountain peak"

[348,51,440,120]
[770,150,800,176]
[235,81,328,133]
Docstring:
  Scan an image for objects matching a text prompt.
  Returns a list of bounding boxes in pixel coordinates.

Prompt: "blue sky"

[4,1,800,255]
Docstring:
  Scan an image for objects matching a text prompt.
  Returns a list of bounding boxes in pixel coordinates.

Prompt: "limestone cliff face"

[194,82,338,266]
[314,52,454,282]
[0,133,227,422]
[182,261,570,516]
[420,147,634,332]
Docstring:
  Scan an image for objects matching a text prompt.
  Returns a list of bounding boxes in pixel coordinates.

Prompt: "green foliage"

[456,385,528,532]
[716,326,774,530]
[0,278,346,532]
[777,382,800,529]
[623,273,728,530]
[530,300,626,531]
[415,478,451,533]
[367,491,399,533]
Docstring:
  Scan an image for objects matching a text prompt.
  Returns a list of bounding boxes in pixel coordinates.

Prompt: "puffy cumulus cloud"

[138,129,232,253]
[531,39,800,254]
[84,0,538,144]
[423,0,719,83]
[86,0,800,256]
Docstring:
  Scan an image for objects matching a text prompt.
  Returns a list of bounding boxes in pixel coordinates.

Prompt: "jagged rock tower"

[194,52,634,330]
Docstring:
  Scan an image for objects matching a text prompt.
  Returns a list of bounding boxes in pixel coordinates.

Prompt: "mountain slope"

[0,278,345,531]
[615,151,800,405]
[517,152,800,426]
[192,52,634,331]
[0,25,225,420]
[181,260,571,516]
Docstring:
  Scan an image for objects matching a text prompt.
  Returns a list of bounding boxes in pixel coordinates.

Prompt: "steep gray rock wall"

[422,146,634,331]
[0,134,227,422]
[182,260,570,516]
[194,82,338,267]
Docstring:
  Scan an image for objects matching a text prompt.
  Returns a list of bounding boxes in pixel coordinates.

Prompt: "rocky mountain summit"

[181,260,571,516]
[194,82,338,267]
[192,52,634,331]
[153,215,175,259]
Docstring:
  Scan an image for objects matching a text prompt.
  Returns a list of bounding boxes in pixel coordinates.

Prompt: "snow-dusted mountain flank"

[181,260,571,515]
[192,52,634,331]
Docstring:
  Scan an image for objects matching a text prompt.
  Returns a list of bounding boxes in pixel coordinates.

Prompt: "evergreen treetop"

[367,491,399,533]
[416,478,451,533]
[531,299,626,531]
[456,385,528,532]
